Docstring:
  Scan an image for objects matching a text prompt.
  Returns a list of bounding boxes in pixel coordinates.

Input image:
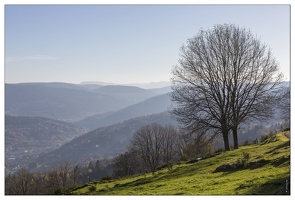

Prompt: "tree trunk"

[222,131,230,151]
[232,126,239,149]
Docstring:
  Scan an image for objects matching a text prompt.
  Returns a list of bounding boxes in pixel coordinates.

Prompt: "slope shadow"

[244,175,290,195]
[213,159,270,174]
[265,141,290,154]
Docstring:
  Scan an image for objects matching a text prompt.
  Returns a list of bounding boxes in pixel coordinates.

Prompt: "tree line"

[113,123,214,178]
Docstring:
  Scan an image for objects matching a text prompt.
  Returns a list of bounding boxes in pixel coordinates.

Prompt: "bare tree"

[162,125,178,163]
[114,124,178,177]
[58,161,71,187]
[45,161,80,193]
[113,150,143,178]
[71,165,81,185]
[5,168,34,195]
[224,25,283,148]
[46,166,61,191]
[171,24,283,150]
[31,171,48,194]
[130,123,165,173]
[177,129,215,159]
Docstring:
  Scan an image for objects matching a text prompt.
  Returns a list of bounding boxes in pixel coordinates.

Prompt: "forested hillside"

[76,92,172,130]
[35,111,178,170]
[5,115,87,174]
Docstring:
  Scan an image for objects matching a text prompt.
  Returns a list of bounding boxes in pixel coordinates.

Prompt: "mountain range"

[4,81,289,174]
[4,81,174,173]
[80,81,171,89]
[5,83,163,122]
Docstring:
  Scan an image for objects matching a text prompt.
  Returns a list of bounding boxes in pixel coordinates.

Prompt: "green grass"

[71,131,290,195]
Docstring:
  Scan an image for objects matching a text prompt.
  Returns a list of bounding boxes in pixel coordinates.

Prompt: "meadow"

[71,131,290,195]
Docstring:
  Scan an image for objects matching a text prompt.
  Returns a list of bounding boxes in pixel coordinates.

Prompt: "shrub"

[242,140,251,146]
[243,152,250,160]
[179,154,189,162]
[260,135,269,143]
[214,148,224,153]
[157,162,173,171]
[88,184,97,192]
[260,132,275,143]
[101,175,112,181]
[98,185,110,192]
[236,152,250,168]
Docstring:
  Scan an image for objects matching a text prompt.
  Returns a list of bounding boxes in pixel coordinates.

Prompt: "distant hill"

[76,93,173,130]
[92,85,157,105]
[79,84,102,91]
[80,81,115,86]
[148,86,172,94]
[126,81,171,89]
[18,82,87,91]
[5,84,156,122]
[5,115,87,173]
[35,111,178,169]
[80,81,171,89]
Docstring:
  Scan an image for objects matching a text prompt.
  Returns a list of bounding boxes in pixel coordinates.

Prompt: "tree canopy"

[171,24,283,150]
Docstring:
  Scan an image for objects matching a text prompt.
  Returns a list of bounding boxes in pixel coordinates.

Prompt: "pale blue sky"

[4,4,290,84]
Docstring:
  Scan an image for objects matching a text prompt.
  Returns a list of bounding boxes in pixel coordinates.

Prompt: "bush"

[236,152,250,168]
[243,152,250,160]
[101,175,112,181]
[214,148,225,154]
[260,135,269,143]
[242,140,251,146]
[260,132,275,143]
[179,154,189,162]
[88,184,97,192]
[98,185,110,192]
[157,162,173,171]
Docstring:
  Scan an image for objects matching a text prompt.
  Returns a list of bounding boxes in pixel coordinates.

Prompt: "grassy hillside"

[71,131,290,195]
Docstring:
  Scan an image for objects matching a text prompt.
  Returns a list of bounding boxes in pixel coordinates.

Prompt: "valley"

[4,81,290,179]
[4,81,175,174]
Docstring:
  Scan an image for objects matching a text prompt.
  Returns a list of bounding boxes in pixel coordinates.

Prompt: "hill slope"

[72,131,290,195]
[35,111,178,169]
[92,85,157,105]
[5,115,87,173]
[76,93,172,130]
